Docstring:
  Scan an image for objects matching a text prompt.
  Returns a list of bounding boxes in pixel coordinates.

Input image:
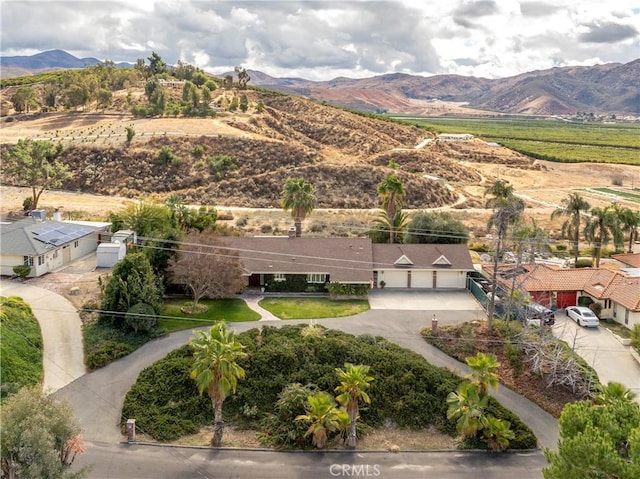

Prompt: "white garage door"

[436,271,462,288]
[411,271,433,288]
[380,270,408,288]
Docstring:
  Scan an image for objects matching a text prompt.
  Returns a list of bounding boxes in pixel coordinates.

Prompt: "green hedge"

[121,325,537,448]
[0,297,43,398]
[326,282,369,296]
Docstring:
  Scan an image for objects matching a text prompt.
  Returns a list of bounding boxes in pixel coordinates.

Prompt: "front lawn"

[599,319,631,339]
[258,297,370,319]
[160,298,261,331]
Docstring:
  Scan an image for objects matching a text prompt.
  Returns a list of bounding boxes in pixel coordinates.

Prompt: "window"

[625,310,629,325]
[273,273,286,282]
[74,240,79,248]
[307,273,328,284]
[604,299,611,309]
[38,255,45,266]
[23,256,33,266]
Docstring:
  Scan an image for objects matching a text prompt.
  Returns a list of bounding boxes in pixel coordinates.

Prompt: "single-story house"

[223,236,474,291]
[0,214,108,277]
[483,263,640,329]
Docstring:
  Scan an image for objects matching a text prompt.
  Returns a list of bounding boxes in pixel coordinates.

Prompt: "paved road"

[73,443,547,479]
[0,279,85,392]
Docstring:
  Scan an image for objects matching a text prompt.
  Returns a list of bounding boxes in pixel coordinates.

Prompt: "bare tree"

[168,231,245,310]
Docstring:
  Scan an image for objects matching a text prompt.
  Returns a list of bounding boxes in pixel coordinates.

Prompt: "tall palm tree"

[446,381,487,438]
[372,209,408,244]
[614,206,640,253]
[334,363,374,449]
[377,174,406,244]
[281,177,317,237]
[296,392,348,449]
[584,206,620,268]
[190,322,247,447]
[485,183,524,332]
[551,193,591,265]
[465,352,500,397]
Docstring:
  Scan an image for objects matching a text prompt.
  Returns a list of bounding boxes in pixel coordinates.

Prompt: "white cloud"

[0,0,638,79]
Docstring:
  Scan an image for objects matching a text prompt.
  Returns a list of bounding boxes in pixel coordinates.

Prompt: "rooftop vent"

[31,209,46,222]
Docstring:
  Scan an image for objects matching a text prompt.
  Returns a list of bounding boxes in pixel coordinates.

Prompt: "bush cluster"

[121,325,537,448]
[326,282,369,297]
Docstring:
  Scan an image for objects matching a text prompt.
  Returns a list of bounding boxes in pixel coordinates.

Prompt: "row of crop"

[499,140,640,165]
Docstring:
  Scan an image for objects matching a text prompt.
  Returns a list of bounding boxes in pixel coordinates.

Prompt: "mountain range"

[1,49,638,115]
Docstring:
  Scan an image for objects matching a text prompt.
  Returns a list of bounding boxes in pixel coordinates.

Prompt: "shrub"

[631,325,640,353]
[12,265,31,279]
[326,282,369,297]
[575,259,593,268]
[125,302,157,333]
[86,341,134,370]
[470,244,490,253]
[555,244,567,252]
[578,296,594,308]
[22,197,33,211]
[121,325,537,449]
[158,145,178,165]
[588,302,602,318]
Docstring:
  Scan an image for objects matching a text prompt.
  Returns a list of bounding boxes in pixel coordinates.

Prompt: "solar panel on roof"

[33,224,94,246]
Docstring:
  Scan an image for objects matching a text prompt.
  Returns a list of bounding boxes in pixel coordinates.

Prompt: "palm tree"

[593,381,637,406]
[446,381,487,437]
[551,193,591,265]
[377,174,406,243]
[481,416,515,451]
[296,392,348,449]
[584,206,620,268]
[281,177,316,237]
[614,206,640,253]
[465,352,500,397]
[485,182,524,331]
[190,322,247,447]
[334,363,374,449]
[372,209,408,244]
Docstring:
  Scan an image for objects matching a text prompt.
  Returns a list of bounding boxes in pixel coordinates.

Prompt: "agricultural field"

[399,116,640,165]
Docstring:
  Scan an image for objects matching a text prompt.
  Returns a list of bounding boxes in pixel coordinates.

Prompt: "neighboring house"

[437,133,474,141]
[484,263,640,329]
[0,213,108,277]
[224,236,474,291]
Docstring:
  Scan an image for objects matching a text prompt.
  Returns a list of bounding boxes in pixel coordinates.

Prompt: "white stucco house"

[0,212,109,277]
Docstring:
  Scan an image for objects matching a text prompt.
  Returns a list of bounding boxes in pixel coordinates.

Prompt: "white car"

[566,306,599,327]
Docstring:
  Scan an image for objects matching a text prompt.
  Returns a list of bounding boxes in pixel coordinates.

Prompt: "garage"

[372,244,474,290]
[411,271,433,288]
[379,269,408,288]
[556,291,577,308]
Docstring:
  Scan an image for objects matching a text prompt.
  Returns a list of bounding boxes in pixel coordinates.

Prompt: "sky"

[1,0,639,80]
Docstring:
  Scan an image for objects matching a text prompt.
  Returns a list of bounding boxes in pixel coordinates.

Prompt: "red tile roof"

[483,263,640,311]
[612,253,640,268]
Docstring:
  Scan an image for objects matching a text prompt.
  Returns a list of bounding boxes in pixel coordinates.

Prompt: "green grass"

[1,296,44,398]
[159,298,261,331]
[258,297,370,319]
[599,319,631,339]
[589,188,640,203]
[398,116,640,165]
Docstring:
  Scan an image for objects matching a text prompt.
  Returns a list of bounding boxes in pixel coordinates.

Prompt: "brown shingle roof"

[224,236,373,283]
[372,243,474,270]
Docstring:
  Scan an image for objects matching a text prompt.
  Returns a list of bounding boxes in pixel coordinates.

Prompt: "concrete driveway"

[0,279,86,392]
[552,313,640,399]
[368,288,485,313]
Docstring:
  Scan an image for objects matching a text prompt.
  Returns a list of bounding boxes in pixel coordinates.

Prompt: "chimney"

[288,226,296,239]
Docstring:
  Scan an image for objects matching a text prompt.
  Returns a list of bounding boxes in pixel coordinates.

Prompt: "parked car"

[526,302,556,326]
[566,306,599,327]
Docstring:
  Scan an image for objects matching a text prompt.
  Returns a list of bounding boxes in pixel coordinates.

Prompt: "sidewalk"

[240,293,281,321]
